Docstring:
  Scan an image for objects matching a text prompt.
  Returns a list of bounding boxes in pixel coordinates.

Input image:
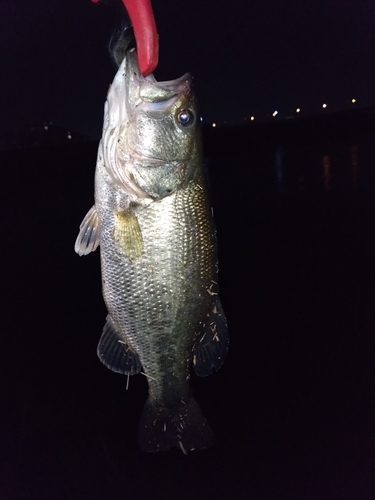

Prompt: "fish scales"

[97,167,215,405]
[75,38,228,453]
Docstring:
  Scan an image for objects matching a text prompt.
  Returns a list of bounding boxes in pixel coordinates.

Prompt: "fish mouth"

[102,48,193,200]
[124,48,193,166]
[126,48,192,110]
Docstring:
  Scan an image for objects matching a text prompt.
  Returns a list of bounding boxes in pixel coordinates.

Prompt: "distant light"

[44,125,48,130]
[200,117,203,121]
[67,132,72,139]
[212,123,216,128]
[272,110,278,117]
[322,103,327,108]
[250,116,255,121]
[296,108,301,113]
[351,98,356,103]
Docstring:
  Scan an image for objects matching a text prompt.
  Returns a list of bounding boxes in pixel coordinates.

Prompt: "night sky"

[2,0,375,141]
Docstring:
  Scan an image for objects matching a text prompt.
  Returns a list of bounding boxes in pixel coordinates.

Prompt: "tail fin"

[138,397,214,453]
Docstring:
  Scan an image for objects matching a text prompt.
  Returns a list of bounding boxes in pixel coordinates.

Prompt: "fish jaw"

[100,48,200,202]
[100,54,152,201]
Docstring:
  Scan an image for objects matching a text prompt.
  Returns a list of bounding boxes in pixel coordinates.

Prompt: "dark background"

[1,0,375,497]
[2,0,375,143]
[1,108,374,498]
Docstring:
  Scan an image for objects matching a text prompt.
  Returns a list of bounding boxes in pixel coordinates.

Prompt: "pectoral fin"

[192,297,229,377]
[97,316,142,375]
[113,209,143,260]
[74,205,100,256]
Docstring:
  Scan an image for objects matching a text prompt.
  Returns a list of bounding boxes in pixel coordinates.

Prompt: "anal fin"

[74,205,100,256]
[97,316,142,375]
[193,297,229,377]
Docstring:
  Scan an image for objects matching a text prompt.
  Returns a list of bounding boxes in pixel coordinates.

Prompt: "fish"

[74,39,228,453]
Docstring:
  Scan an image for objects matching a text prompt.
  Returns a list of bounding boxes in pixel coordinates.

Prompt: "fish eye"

[177,109,194,127]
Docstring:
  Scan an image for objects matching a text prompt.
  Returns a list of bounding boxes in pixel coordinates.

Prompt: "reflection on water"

[269,141,367,196]
[208,126,375,200]
[322,155,331,191]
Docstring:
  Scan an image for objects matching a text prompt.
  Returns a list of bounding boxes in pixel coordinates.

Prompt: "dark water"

[1,114,374,499]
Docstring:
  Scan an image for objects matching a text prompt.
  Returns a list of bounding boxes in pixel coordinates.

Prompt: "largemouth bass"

[75,43,228,453]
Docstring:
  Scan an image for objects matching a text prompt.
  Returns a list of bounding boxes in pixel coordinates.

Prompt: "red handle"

[122,0,158,76]
[91,0,158,76]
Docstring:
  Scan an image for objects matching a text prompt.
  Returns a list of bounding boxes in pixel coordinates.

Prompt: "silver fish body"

[75,47,228,453]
